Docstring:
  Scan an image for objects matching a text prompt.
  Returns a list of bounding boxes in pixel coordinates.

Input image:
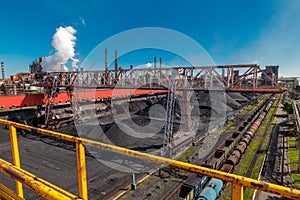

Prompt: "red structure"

[0,89,167,110]
[0,94,44,110]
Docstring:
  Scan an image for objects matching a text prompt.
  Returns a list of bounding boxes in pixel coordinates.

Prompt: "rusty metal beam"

[228,88,287,93]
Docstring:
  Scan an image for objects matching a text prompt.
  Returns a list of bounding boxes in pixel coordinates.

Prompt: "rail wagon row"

[178,95,275,200]
[203,97,271,170]
[224,97,274,167]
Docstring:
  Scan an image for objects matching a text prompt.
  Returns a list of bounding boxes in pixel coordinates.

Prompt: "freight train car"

[179,175,208,200]
[223,97,274,168]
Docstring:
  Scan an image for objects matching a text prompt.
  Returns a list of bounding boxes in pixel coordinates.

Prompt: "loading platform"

[0,119,299,200]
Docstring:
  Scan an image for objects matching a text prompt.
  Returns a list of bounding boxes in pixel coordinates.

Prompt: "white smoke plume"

[41,26,79,71]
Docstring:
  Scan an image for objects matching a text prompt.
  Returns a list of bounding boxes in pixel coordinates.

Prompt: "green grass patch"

[283,100,293,114]
[25,89,44,94]
[291,174,300,189]
[288,137,299,167]
[178,146,193,160]
[288,137,296,147]
[288,137,300,189]
[219,183,232,200]
[289,147,299,168]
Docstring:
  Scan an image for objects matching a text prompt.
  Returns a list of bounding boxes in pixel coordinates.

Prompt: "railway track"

[162,95,275,200]
[260,95,286,182]
[293,99,300,133]
[161,180,182,200]
[203,95,272,170]
[243,96,278,178]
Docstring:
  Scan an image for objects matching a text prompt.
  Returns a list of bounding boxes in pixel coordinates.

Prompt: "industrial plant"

[0,50,299,200]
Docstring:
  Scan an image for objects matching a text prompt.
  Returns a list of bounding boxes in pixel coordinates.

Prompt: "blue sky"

[0,0,299,77]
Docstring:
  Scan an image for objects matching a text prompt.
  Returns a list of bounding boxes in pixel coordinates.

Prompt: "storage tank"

[197,187,216,200]
[208,178,223,195]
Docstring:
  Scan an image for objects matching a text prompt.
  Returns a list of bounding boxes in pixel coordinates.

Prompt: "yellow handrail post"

[76,141,88,200]
[9,125,24,198]
[232,183,243,200]
[0,183,24,200]
[0,158,81,200]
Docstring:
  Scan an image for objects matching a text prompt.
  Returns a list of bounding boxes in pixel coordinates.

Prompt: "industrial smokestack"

[1,62,4,80]
[159,57,162,69]
[130,65,133,80]
[159,58,162,78]
[105,48,108,71]
[115,50,118,79]
[154,56,157,72]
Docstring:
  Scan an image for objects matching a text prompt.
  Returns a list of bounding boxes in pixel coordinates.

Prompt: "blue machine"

[196,187,216,200]
[196,178,223,200]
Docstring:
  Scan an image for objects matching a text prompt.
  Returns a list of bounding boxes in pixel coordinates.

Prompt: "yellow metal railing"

[0,119,300,200]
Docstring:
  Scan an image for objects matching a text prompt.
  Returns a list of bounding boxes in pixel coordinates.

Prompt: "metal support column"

[253,65,258,89]
[9,125,24,198]
[182,90,193,132]
[232,183,243,200]
[163,80,176,157]
[131,174,136,190]
[115,50,118,80]
[76,142,88,200]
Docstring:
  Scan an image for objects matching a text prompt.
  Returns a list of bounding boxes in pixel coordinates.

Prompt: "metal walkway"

[0,119,299,200]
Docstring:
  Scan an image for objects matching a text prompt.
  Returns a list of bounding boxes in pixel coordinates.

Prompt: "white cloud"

[41,26,79,71]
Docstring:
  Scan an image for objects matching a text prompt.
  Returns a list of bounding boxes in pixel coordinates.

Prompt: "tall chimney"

[130,65,133,81]
[159,57,162,69]
[154,56,157,73]
[115,50,118,79]
[105,48,108,71]
[159,58,162,79]
[1,62,5,80]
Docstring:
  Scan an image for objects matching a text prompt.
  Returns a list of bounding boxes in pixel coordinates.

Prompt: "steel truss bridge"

[40,64,286,128]
[41,64,285,93]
